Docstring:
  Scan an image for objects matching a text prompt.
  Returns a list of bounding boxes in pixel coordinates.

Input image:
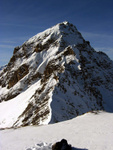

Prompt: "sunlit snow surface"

[1,111,113,150]
[0,81,41,128]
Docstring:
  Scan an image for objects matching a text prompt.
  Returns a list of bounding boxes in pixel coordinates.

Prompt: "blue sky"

[0,0,113,66]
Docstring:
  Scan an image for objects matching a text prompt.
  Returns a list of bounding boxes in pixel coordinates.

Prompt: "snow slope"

[0,80,41,128]
[1,111,113,150]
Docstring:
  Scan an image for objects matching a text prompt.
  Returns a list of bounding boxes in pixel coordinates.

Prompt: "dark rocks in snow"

[52,139,72,150]
[8,64,29,88]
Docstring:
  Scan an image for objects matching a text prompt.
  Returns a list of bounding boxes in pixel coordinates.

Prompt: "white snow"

[78,64,81,70]
[0,80,41,128]
[0,86,9,97]
[0,111,113,150]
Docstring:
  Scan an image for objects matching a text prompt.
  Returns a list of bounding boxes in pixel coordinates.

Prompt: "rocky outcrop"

[52,139,72,150]
[8,64,29,88]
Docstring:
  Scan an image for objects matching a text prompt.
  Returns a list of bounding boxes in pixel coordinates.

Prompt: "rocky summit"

[0,21,113,128]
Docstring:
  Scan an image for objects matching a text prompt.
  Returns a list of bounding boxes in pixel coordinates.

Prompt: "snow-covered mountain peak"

[0,22,113,128]
[25,21,84,48]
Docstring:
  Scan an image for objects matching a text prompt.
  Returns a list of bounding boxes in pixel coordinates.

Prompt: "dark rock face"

[52,139,72,150]
[8,64,29,88]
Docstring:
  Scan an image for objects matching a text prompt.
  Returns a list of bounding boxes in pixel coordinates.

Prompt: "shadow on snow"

[72,147,88,150]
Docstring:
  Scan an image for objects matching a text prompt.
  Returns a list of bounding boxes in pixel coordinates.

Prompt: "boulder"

[52,139,72,150]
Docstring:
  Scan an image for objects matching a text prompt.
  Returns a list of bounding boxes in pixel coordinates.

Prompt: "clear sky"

[0,0,113,66]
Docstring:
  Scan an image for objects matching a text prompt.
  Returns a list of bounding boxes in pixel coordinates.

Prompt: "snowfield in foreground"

[0,111,113,150]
